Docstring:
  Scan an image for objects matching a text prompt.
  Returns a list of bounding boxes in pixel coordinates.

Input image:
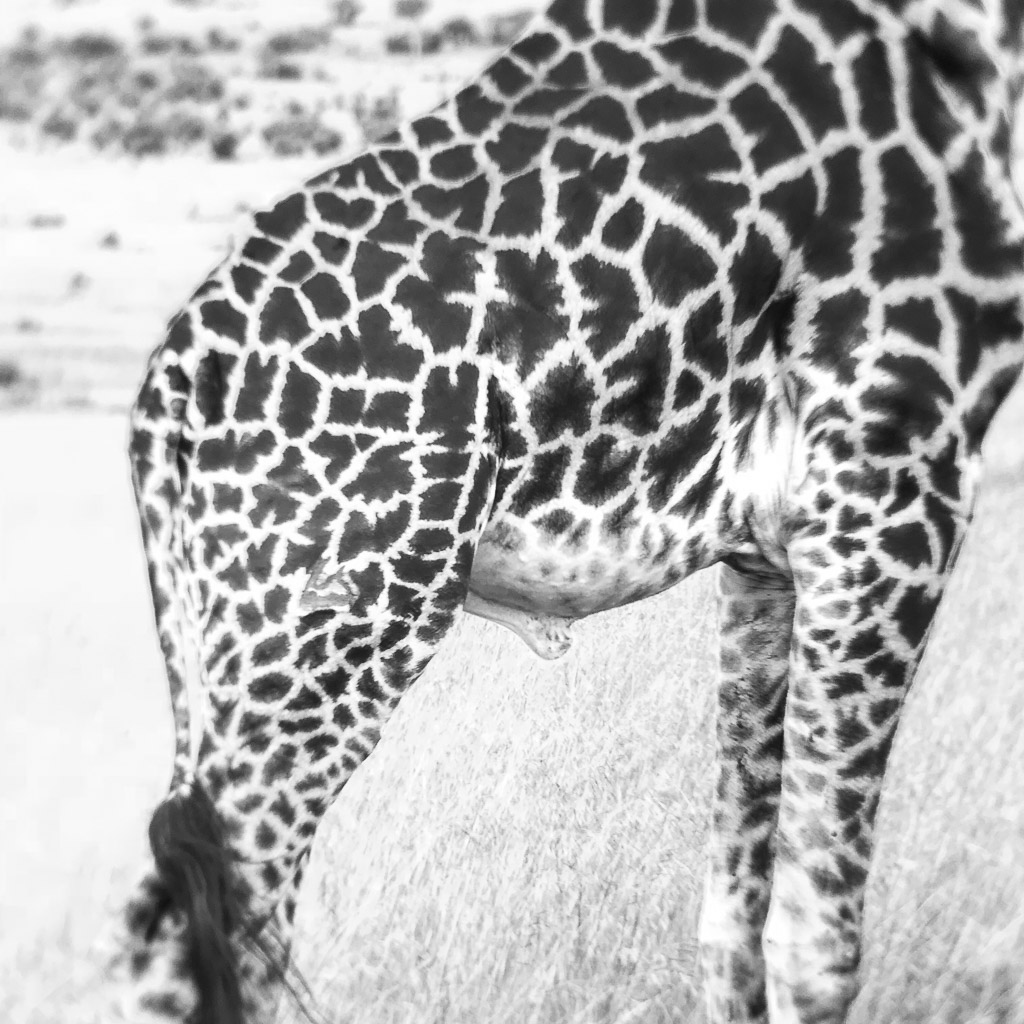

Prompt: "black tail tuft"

[148,782,246,1024]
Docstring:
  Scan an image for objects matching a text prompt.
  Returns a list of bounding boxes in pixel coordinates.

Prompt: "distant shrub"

[211,130,240,160]
[58,32,125,61]
[141,32,200,56]
[6,32,46,68]
[132,68,161,92]
[352,91,400,142]
[206,27,241,52]
[0,97,33,122]
[331,0,362,27]
[41,109,78,141]
[440,17,480,48]
[162,110,209,146]
[395,0,428,20]
[121,120,168,157]
[384,32,413,54]
[165,60,224,103]
[262,114,342,157]
[263,27,331,55]
[259,58,304,80]
[0,361,26,388]
[90,117,126,151]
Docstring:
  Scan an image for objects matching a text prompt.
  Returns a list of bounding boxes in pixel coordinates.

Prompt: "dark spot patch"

[808,289,868,386]
[494,168,545,237]
[885,297,941,349]
[483,249,568,377]
[488,56,532,96]
[949,150,1024,277]
[548,0,593,39]
[805,148,862,279]
[879,521,932,570]
[729,229,782,323]
[852,38,897,140]
[548,50,588,86]
[302,329,361,378]
[639,125,746,243]
[764,26,846,139]
[860,352,950,454]
[872,145,942,284]
[562,96,634,142]
[417,363,480,435]
[574,434,639,504]
[242,236,282,264]
[280,251,314,284]
[602,198,645,251]
[602,323,670,433]
[412,116,454,147]
[342,444,416,502]
[352,243,407,301]
[431,145,478,180]
[511,32,560,66]
[509,446,571,512]
[529,356,597,442]
[762,169,818,241]
[657,35,747,89]
[591,41,653,87]
[637,85,715,130]
[730,82,804,174]
[643,223,717,306]
[513,86,586,117]
[412,175,490,233]
[251,673,291,703]
[455,84,504,135]
[394,276,471,352]
[230,265,264,305]
[643,397,720,511]
[708,0,775,46]
[301,272,349,320]
[254,193,306,241]
[603,0,661,35]
[200,298,247,345]
[313,193,376,228]
[193,351,228,426]
[485,122,548,174]
[360,307,423,385]
[573,255,639,359]
[259,286,310,345]
[682,295,727,380]
[378,148,419,184]
[368,201,425,245]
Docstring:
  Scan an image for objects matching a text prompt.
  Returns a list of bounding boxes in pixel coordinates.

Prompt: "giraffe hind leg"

[701,559,793,1024]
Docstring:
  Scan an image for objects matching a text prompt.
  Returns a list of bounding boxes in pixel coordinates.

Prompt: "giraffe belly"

[467,512,698,621]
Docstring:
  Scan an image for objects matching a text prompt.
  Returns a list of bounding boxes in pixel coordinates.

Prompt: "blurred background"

[0,0,542,412]
[1,3,1023,1023]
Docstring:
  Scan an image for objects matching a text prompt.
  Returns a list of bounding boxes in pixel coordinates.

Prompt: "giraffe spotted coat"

[108,0,1024,1022]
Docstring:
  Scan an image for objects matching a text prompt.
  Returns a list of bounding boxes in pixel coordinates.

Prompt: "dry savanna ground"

[1,2,1023,1023]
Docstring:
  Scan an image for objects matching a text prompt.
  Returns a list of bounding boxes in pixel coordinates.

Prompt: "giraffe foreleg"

[762,451,971,1024]
[700,559,793,1024]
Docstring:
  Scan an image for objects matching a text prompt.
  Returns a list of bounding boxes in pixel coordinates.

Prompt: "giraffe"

[104,0,1024,1021]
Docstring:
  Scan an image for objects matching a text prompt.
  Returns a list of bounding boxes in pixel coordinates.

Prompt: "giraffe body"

[109,1,1024,1022]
